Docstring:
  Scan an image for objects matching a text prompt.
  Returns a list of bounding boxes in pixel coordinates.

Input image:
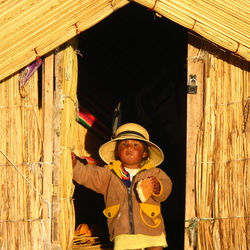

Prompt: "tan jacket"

[73,159,172,241]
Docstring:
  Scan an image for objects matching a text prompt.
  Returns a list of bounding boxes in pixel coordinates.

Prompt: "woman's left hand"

[150,176,161,194]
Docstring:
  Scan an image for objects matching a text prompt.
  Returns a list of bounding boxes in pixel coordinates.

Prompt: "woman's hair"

[114,139,150,162]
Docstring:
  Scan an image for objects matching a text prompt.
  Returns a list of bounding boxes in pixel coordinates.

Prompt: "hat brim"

[99,135,164,166]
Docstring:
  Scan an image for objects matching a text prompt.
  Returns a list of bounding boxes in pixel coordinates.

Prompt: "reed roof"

[0,0,249,81]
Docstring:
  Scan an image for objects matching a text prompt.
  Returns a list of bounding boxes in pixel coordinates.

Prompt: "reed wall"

[0,62,44,249]
[191,43,250,249]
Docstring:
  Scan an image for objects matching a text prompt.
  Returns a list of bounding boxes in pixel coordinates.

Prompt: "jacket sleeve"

[73,158,111,195]
[152,168,172,202]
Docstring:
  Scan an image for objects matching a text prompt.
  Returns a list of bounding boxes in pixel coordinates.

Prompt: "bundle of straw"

[0,69,44,248]
[195,42,250,249]
[53,37,79,249]
[134,0,250,61]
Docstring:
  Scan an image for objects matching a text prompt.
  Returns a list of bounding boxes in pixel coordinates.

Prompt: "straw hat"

[99,123,164,166]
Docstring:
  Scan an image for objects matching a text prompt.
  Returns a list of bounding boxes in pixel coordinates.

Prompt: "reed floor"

[72,243,113,249]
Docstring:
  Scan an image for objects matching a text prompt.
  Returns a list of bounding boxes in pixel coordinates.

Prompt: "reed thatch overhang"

[0,0,250,81]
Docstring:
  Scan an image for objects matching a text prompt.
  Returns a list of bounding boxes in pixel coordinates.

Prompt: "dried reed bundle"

[55,37,79,249]
[194,45,250,249]
[1,0,250,83]
[134,0,250,61]
[0,0,127,81]
[0,70,44,249]
[56,37,106,249]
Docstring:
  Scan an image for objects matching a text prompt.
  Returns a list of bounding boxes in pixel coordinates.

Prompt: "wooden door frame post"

[42,52,55,248]
[184,32,204,249]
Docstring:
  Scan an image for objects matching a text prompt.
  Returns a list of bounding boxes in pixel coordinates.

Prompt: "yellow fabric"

[103,204,120,218]
[114,233,167,250]
[107,160,155,178]
[153,179,163,197]
[139,203,161,228]
[139,203,160,219]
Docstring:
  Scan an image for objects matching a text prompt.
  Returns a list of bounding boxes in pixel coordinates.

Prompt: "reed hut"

[0,0,249,249]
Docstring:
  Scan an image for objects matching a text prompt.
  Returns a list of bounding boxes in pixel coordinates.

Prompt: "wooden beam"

[184,33,204,249]
[51,47,64,249]
[42,52,54,248]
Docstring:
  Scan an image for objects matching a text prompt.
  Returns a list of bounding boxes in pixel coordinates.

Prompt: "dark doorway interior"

[74,2,187,249]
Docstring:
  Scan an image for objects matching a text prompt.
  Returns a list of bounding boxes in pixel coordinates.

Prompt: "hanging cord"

[148,0,158,11]
[0,150,51,219]
[185,214,250,247]
[186,217,199,247]
[243,96,250,132]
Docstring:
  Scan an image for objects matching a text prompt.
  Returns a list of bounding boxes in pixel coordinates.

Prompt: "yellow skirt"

[114,233,168,250]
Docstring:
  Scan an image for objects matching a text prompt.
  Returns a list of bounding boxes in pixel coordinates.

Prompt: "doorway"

[74,2,187,249]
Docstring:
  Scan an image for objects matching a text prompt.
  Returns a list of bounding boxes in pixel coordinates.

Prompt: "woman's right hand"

[71,152,77,168]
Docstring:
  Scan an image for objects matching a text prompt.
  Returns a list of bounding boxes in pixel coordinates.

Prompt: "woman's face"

[117,139,148,169]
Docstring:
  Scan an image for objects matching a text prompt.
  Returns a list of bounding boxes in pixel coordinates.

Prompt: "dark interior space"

[73,2,187,249]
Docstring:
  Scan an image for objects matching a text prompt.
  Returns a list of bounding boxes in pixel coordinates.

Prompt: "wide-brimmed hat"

[99,123,164,166]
